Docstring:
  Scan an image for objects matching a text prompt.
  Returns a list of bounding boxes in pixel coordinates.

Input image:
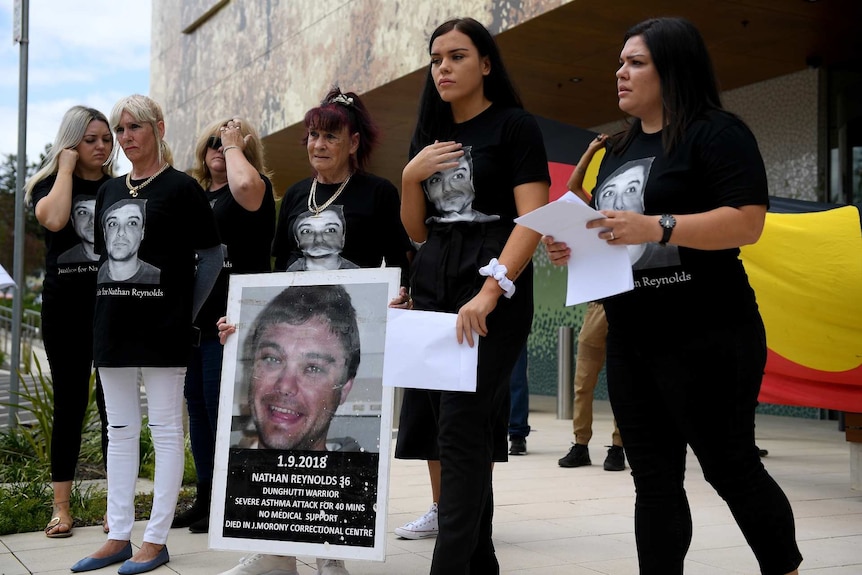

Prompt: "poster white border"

[209,268,399,561]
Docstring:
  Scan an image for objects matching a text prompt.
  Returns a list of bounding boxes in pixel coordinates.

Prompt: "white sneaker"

[394,502,439,539]
[217,554,299,575]
[315,558,349,575]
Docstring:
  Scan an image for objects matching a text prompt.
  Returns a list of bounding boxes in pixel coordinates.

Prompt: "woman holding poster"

[218,87,411,575]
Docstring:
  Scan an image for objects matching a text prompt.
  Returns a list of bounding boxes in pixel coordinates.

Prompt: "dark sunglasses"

[206,136,222,150]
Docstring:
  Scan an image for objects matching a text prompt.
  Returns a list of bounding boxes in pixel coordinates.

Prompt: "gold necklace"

[307,174,351,215]
[126,163,169,197]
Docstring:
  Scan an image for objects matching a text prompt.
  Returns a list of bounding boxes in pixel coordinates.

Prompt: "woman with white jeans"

[70,94,222,575]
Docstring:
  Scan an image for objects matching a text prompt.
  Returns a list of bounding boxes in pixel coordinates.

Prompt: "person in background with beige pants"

[553,133,625,471]
[558,300,624,470]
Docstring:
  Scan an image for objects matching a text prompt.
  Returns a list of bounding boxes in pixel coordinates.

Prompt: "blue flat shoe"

[117,546,169,575]
[70,542,133,572]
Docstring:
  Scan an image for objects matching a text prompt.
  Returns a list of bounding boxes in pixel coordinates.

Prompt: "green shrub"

[0,354,197,534]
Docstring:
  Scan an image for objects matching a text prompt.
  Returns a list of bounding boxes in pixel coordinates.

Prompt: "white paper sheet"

[382,308,478,392]
[515,191,634,306]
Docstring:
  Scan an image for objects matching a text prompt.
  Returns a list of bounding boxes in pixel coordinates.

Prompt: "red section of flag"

[548,162,575,202]
[759,349,862,412]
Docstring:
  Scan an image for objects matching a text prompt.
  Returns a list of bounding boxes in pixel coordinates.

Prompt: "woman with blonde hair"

[25,105,113,539]
[71,95,222,574]
[171,117,275,534]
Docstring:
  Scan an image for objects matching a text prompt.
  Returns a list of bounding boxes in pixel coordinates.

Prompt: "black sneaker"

[558,443,591,467]
[171,498,208,528]
[509,436,527,455]
[603,445,625,471]
[188,514,209,534]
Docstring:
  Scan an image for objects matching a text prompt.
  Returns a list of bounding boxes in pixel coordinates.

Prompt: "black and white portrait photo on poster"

[58,194,99,264]
[210,268,399,562]
[96,198,161,284]
[423,145,499,224]
[594,157,680,270]
[286,205,359,272]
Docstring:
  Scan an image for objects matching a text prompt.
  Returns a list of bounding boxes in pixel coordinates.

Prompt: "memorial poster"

[210,268,399,561]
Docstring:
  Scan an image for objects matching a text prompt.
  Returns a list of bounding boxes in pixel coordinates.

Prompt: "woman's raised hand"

[402,140,463,185]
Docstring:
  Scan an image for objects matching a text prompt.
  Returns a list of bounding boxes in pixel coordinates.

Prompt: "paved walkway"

[1,398,860,574]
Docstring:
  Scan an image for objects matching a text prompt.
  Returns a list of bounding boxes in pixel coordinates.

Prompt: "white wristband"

[479,258,516,299]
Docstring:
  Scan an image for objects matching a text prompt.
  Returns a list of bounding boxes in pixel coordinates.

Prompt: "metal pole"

[9,0,29,427]
[556,326,573,419]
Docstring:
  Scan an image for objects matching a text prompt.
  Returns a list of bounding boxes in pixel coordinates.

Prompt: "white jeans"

[99,366,186,545]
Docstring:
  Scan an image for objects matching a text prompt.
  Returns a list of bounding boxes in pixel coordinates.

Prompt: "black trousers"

[409,222,533,574]
[430,307,528,575]
[42,302,108,482]
[607,315,802,575]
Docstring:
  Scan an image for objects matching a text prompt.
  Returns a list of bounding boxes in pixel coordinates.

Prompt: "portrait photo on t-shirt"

[594,157,680,270]
[423,145,500,224]
[97,198,161,284]
[286,205,358,271]
[58,195,99,264]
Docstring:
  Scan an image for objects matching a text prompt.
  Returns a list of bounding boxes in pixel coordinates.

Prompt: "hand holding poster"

[210,268,400,562]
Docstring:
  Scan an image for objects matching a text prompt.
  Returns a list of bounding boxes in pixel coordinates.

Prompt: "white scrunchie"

[479,258,516,299]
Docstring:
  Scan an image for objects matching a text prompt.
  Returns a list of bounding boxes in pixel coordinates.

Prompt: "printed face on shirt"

[104,203,144,262]
[71,197,96,244]
[294,208,346,259]
[595,163,648,213]
[249,317,354,451]
[424,146,476,215]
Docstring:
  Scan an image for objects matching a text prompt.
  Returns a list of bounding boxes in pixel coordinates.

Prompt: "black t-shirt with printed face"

[196,174,276,338]
[408,104,550,313]
[93,167,221,367]
[596,110,768,335]
[32,174,109,317]
[413,104,550,226]
[272,172,412,285]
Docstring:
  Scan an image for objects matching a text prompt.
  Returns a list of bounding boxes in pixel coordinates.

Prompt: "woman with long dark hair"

[398,18,549,574]
[544,17,802,575]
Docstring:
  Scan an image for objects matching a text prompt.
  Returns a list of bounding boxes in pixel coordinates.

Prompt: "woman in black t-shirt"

[544,17,801,575]
[24,106,114,539]
[226,87,411,575]
[71,95,222,575]
[272,87,411,284]
[399,18,549,574]
[171,117,275,534]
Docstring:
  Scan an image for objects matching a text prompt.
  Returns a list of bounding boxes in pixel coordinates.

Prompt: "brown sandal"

[45,516,73,538]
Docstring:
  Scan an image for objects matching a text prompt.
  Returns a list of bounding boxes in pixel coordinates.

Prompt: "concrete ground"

[1,397,860,574]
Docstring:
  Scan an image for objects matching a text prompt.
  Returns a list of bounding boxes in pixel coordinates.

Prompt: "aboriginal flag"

[536,115,862,412]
